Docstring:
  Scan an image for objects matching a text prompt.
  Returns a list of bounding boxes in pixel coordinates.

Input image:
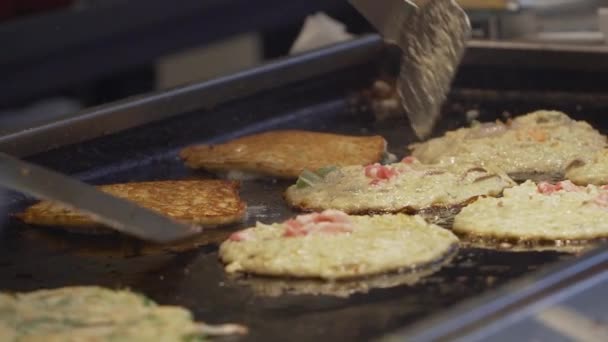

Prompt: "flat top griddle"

[1,36,608,341]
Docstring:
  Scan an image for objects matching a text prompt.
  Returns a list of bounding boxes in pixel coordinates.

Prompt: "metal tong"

[349,0,471,139]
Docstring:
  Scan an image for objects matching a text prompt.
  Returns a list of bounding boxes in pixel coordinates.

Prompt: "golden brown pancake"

[180,130,388,179]
[16,180,246,234]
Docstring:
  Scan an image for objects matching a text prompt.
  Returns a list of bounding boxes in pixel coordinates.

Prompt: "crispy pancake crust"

[179,130,387,179]
[15,180,246,234]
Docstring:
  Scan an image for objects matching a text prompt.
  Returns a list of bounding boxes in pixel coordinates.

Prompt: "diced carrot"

[528,129,548,142]
[537,181,581,195]
[282,210,353,237]
[365,163,399,184]
[229,229,255,242]
[283,225,308,237]
[537,182,562,194]
[402,156,417,164]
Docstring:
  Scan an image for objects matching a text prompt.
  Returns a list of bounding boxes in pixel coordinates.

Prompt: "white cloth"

[289,12,355,55]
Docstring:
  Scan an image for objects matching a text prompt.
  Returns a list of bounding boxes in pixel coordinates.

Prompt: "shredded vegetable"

[296,166,337,188]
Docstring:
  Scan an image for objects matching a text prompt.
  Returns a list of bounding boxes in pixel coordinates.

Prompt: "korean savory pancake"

[16,180,246,234]
[179,130,390,179]
[219,210,459,280]
[0,286,246,341]
[237,262,449,298]
[409,110,606,180]
[565,149,608,186]
[453,180,608,242]
[284,157,515,214]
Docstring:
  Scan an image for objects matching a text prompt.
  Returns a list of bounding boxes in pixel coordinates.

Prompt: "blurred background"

[2,0,608,136]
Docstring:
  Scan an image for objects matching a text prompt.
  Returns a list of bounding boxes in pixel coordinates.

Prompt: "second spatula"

[349,0,471,139]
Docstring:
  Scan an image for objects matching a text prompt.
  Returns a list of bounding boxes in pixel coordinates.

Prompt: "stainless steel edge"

[464,39,608,71]
[0,36,384,158]
[4,37,608,157]
[380,245,608,341]
[0,152,201,243]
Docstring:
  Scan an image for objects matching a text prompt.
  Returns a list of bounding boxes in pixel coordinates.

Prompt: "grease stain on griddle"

[16,225,229,258]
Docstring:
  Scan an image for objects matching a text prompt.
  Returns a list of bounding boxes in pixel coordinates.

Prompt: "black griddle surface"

[1,52,607,341]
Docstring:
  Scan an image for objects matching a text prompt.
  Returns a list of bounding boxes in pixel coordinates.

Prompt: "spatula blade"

[349,0,471,139]
[0,152,202,243]
[397,0,471,139]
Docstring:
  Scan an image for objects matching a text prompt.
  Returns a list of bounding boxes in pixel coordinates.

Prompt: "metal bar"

[0,35,384,157]
[465,40,608,71]
[7,37,608,157]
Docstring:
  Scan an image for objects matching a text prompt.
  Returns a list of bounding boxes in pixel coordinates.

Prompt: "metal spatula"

[349,0,471,139]
[0,152,201,243]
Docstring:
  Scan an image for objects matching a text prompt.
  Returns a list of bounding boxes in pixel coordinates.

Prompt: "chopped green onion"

[296,169,324,188]
[296,167,339,188]
[315,166,337,177]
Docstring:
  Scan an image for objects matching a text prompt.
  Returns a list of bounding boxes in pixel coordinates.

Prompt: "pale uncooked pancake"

[409,110,606,178]
[285,158,515,214]
[453,180,608,241]
[565,149,608,185]
[219,210,459,280]
[0,286,246,341]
